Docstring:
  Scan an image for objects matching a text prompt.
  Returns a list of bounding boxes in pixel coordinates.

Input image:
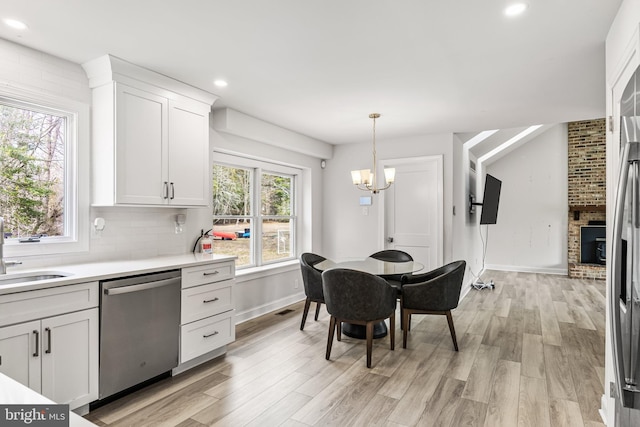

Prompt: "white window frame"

[0,86,89,257]
[213,153,299,269]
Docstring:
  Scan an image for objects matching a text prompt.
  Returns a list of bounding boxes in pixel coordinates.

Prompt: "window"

[0,90,88,255]
[212,154,297,268]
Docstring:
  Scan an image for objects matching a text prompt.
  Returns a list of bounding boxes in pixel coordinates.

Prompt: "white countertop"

[0,373,96,426]
[0,253,236,295]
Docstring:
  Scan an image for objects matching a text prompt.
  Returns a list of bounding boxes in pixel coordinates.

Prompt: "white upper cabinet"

[83,55,217,207]
[168,98,211,206]
[115,83,168,205]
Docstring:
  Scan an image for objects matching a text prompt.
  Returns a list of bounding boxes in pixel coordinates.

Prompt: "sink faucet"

[0,217,22,274]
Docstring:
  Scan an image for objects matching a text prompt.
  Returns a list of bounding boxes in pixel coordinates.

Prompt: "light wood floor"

[85,270,607,427]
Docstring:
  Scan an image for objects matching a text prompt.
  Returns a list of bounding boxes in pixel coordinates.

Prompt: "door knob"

[387,237,394,243]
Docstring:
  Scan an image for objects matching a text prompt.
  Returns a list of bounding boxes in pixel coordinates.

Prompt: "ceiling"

[0,1,622,145]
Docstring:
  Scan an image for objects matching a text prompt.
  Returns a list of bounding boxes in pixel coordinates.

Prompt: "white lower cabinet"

[0,308,98,410]
[0,282,99,411]
[180,261,236,364]
[0,320,40,391]
[41,308,99,409]
[180,311,234,363]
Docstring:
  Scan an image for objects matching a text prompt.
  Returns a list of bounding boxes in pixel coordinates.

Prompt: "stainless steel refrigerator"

[611,64,640,427]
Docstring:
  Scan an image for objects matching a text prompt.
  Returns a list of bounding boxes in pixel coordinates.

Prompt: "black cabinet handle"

[163,182,169,199]
[203,331,219,338]
[203,271,219,276]
[45,327,51,354]
[33,330,39,357]
[203,297,219,303]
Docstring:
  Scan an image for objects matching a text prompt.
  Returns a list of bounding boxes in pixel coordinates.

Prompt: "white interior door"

[383,155,443,271]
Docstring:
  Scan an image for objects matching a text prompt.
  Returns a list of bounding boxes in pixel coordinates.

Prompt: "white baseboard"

[235,292,306,324]
[599,393,608,425]
[484,263,568,276]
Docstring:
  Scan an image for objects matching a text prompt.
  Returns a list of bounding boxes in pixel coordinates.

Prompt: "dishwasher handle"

[104,277,180,296]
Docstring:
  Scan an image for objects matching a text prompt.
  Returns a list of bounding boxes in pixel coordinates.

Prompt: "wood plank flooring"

[85,270,607,427]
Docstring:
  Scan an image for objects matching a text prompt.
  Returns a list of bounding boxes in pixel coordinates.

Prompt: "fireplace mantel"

[569,205,606,212]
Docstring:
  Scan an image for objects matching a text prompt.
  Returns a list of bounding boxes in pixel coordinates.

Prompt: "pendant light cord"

[370,113,379,192]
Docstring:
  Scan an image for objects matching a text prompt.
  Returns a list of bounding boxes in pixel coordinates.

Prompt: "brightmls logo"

[0,405,68,426]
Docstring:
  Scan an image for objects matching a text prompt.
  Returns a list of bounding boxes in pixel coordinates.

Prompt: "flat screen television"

[480,174,502,225]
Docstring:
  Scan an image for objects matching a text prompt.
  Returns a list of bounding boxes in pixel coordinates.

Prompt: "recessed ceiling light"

[4,18,28,30]
[214,80,228,88]
[504,3,528,17]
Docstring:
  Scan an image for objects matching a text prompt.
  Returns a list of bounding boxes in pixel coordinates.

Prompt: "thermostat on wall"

[359,196,372,206]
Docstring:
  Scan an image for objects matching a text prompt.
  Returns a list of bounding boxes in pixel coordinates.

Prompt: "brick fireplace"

[567,119,606,279]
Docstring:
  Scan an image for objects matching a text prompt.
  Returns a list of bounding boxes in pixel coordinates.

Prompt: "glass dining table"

[314,257,424,339]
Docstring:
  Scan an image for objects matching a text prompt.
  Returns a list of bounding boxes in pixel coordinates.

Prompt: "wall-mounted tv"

[479,174,502,225]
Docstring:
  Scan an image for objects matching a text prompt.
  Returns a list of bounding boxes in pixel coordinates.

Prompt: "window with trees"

[0,92,86,255]
[0,98,67,240]
[212,156,297,268]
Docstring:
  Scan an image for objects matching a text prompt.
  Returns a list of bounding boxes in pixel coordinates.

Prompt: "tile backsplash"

[87,207,192,260]
[8,206,197,270]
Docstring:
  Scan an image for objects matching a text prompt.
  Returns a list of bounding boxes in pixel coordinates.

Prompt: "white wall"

[483,124,569,275]
[322,132,455,264]
[452,135,483,297]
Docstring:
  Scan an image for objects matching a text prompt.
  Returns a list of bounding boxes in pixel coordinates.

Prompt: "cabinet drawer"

[0,282,99,327]
[182,262,234,289]
[180,311,235,363]
[181,281,234,324]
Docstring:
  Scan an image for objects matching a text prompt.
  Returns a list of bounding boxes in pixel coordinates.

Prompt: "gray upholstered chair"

[299,252,326,330]
[400,260,466,350]
[322,268,396,368]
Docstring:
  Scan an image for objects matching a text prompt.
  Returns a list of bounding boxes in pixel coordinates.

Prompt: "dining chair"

[370,249,413,262]
[369,249,413,291]
[399,260,466,350]
[322,268,396,368]
[299,252,326,330]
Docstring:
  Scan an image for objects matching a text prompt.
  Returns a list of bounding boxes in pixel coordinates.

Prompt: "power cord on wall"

[469,224,495,290]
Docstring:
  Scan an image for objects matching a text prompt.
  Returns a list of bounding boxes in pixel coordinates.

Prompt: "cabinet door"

[0,321,41,392]
[40,308,98,409]
[168,98,210,206]
[115,83,169,205]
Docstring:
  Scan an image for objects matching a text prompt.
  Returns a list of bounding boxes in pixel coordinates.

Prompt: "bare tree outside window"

[0,102,65,239]
[261,172,293,262]
[213,163,295,267]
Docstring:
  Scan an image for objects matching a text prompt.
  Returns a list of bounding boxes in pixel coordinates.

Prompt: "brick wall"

[567,119,606,279]
[568,119,606,207]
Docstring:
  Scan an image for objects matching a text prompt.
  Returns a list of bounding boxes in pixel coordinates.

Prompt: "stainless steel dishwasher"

[99,269,181,400]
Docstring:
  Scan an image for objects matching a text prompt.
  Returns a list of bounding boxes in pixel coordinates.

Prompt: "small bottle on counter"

[200,234,213,253]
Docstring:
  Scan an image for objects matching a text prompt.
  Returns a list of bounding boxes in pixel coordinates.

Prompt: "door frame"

[377,155,444,267]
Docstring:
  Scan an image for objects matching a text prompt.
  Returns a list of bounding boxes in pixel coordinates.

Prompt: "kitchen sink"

[0,271,72,287]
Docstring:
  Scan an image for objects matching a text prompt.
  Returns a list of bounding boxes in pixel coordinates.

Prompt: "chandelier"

[350,113,395,194]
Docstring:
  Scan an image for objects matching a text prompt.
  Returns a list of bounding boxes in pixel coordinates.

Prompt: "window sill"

[3,238,89,258]
[236,259,299,282]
